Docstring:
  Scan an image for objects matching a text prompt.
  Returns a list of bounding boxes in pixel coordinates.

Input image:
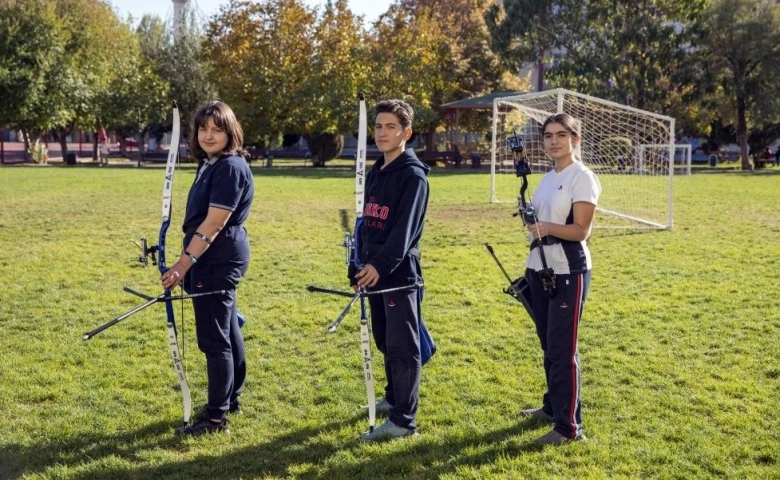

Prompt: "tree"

[0,0,69,161]
[75,12,170,162]
[159,4,217,143]
[98,37,169,159]
[45,0,135,162]
[374,0,506,150]
[204,0,316,167]
[299,0,371,166]
[703,0,780,169]
[133,6,215,159]
[484,0,558,91]
[399,0,507,149]
[486,0,709,118]
[368,5,454,149]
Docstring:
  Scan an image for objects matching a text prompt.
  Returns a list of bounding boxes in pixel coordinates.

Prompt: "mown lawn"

[0,164,778,479]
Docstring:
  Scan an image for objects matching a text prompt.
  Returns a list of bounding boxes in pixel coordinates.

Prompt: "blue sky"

[109,0,391,24]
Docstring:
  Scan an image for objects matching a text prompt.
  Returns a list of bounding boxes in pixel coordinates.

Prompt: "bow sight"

[133,237,158,268]
[507,130,536,225]
[507,129,526,154]
[507,129,556,296]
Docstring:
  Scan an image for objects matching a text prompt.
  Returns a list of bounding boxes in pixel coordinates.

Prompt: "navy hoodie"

[349,148,430,289]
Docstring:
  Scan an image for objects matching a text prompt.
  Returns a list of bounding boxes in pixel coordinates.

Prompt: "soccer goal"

[490,88,676,229]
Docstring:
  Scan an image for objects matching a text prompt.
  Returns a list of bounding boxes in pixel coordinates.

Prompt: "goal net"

[490,88,675,229]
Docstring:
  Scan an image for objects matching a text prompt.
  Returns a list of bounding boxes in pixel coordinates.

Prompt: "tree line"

[1,0,778,169]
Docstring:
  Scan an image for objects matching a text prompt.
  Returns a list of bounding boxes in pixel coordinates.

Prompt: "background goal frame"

[490,88,676,230]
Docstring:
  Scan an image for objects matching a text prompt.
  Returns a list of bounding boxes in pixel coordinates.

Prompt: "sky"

[108,0,391,24]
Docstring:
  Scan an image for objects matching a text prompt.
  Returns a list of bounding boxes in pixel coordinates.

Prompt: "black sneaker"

[194,401,242,419]
[174,414,229,436]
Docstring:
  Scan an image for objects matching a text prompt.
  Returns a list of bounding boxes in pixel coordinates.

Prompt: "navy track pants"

[527,269,591,439]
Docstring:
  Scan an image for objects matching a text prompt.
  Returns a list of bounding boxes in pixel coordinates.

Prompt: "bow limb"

[356,94,375,432]
[158,103,192,427]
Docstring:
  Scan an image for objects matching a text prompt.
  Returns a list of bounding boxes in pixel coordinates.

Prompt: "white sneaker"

[534,429,586,445]
[374,396,392,414]
[520,407,554,423]
[359,419,416,442]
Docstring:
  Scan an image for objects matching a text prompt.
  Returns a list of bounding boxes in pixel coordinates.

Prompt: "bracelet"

[184,250,198,264]
[194,231,212,244]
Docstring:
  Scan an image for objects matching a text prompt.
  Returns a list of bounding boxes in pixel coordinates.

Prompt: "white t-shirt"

[525,161,601,274]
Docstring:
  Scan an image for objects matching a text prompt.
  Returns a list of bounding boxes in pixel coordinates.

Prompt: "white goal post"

[490,88,676,229]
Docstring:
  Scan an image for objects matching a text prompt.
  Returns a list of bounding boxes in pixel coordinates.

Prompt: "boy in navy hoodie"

[350,99,430,442]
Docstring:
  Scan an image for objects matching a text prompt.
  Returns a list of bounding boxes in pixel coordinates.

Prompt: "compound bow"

[485,130,555,304]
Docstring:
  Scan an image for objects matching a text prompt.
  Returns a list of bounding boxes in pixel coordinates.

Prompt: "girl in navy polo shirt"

[161,101,254,436]
[519,113,601,445]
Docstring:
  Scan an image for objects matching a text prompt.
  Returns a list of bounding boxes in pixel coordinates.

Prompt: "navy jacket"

[349,148,430,289]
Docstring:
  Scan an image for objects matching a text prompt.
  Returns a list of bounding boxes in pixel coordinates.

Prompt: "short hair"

[542,113,581,138]
[189,101,248,160]
[375,99,414,130]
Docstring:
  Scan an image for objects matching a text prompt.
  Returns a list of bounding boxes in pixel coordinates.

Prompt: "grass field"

[0,164,778,479]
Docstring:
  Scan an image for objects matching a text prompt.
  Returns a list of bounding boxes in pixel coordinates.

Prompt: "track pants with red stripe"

[527,269,591,439]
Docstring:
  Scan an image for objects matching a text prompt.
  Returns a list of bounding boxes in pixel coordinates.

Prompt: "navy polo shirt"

[182,154,254,264]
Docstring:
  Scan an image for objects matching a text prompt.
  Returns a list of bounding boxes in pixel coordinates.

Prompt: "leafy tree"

[399,0,504,96]
[486,0,709,120]
[159,4,217,142]
[98,40,169,159]
[205,0,316,167]
[484,0,557,91]
[300,0,371,166]
[0,0,133,161]
[79,12,168,161]
[0,0,68,161]
[368,5,453,149]
[405,0,513,149]
[703,0,780,169]
[133,6,215,159]
[45,0,132,162]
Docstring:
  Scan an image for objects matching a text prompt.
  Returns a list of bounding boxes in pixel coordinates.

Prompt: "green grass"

[0,164,778,479]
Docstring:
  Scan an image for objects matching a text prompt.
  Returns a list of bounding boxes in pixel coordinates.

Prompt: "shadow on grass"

[0,419,179,479]
[1,414,549,479]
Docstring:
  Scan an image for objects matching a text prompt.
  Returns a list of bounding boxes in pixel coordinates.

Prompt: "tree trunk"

[133,132,149,167]
[22,130,32,163]
[426,126,436,151]
[52,125,73,165]
[59,137,68,164]
[265,134,276,168]
[536,48,545,92]
[736,92,751,171]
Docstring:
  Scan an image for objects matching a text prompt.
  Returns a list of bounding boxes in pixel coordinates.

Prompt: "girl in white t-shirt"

[520,113,601,445]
